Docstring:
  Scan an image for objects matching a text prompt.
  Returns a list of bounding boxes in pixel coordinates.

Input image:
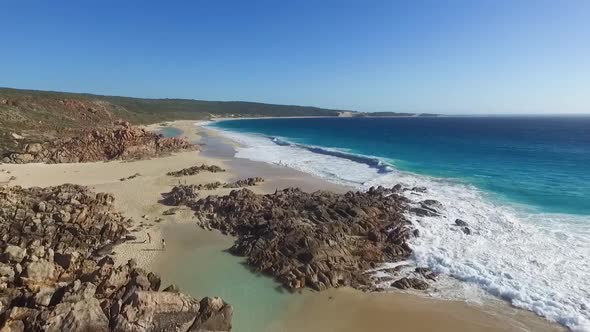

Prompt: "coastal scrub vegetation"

[0,87,430,154]
[0,87,344,153]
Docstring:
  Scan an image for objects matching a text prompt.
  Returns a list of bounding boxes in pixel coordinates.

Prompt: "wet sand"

[153,221,561,332]
[269,288,561,332]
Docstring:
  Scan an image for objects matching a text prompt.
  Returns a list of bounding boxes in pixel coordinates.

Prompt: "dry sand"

[0,120,563,332]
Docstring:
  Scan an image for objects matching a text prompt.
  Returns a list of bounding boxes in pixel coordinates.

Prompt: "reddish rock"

[0,184,232,332]
[3,122,196,164]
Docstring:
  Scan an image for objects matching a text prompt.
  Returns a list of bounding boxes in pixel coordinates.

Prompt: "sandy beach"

[0,120,563,332]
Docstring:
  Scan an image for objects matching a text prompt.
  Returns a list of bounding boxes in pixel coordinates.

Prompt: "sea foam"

[205,125,590,331]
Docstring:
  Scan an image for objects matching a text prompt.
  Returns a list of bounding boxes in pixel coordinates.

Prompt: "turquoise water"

[156,224,295,332]
[212,117,590,215]
[208,117,590,330]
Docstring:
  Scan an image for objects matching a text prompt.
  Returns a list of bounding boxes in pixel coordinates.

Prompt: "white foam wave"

[194,121,213,126]
[213,129,379,186]
[367,171,590,331]
[205,125,590,331]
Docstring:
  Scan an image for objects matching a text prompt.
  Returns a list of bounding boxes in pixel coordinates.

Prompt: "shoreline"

[208,114,439,122]
[0,120,563,331]
[149,121,564,331]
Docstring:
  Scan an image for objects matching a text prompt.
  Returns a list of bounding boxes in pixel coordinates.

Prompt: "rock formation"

[223,177,264,189]
[0,184,130,254]
[175,185,417,292]
[192,178,265,191]
[166,164,225,177]
[2,121,195,164]
[0,184,232,331]
[390,277,429,290]
[119,173,141,182]
[162,185,199,206]
[196,182,224,190]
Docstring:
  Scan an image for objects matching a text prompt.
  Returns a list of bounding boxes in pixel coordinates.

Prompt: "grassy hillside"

[0,87,347,153]
[0,87,345,121]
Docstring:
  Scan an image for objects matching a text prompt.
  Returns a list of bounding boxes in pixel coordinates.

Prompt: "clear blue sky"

[1,0,588,114]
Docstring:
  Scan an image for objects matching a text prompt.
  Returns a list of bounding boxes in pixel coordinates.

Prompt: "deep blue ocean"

[213,116,590,215]
[208,116,590,330]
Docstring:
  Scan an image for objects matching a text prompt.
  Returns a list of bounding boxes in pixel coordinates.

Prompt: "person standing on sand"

[161,238,166,251]
[146,232,151,244]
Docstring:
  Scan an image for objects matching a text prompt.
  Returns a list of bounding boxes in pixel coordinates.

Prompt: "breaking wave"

[206,124,590,331]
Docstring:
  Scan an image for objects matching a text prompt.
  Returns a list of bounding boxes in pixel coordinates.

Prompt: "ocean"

[208,116,590,331]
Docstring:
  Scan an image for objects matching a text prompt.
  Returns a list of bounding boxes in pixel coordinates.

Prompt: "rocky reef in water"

[2,121,196,164]
[165,184,439,292]
[0,184,232,331]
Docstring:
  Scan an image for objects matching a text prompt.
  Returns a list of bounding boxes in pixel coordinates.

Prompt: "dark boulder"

[162,185,199,206]
[410,207,439,217]
[455,218,468,227]
[166,164,225,177]
[391,277,429,290]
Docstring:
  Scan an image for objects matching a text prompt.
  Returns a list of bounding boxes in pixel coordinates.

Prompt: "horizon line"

[1,85,588,116]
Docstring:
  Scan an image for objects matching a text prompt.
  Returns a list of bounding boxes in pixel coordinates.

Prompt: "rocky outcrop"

[0,184,130,255]
[179,186,413,292]
[391,277,429,290]
[223,177,264,189]
[114,291,232,332]
[454,218,468,227]
[196,182,223,190]
[192,178,265,191]
[0,257,233,332]
[0,184,232,331]
[166,164,225,177]
[2,121,196,164]
[162,185,199,206]
[119,173,141,182]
